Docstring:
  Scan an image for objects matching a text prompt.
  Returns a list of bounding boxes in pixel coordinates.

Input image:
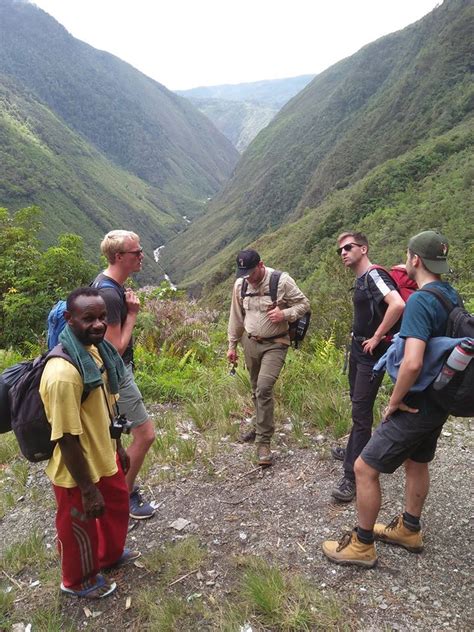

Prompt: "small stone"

[239,532,248,541]
[170,518,191,531]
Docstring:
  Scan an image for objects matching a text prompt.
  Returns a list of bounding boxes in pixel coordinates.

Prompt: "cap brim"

[236,267,255,279]
[422,258,449,274]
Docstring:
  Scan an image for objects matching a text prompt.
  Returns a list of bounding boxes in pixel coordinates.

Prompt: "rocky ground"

[2,415,473,631]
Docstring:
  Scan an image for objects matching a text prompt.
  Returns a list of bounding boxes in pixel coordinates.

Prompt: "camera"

[109,413,133,439]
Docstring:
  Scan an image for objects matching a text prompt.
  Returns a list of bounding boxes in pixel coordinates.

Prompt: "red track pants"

[53,467,129,589]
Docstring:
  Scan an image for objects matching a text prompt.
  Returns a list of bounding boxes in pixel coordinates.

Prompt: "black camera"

[109,413,133,439]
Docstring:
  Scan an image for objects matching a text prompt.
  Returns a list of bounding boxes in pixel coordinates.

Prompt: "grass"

[231,556,348,632]
[133,548,348,631]
[0,530,54,575]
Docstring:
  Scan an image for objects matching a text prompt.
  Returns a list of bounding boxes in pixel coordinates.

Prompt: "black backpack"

[1,345,89,462]
[421,287,474,417]
[241,270,311,349]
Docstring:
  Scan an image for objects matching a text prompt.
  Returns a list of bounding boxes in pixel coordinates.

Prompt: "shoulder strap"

[418,287,462,314]
[46,344,90,402]
[240,278,248,301]
[269,270,282,304]
[91,277,122,292]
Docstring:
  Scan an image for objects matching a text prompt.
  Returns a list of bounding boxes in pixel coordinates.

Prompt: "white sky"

[30,0,442,90]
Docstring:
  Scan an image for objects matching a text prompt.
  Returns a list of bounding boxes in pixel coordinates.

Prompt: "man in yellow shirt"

[40,287,139,599]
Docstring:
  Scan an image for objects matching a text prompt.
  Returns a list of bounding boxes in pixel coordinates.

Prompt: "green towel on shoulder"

[58,326,125,394]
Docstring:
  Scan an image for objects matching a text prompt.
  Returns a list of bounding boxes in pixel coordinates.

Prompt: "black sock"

[403,511,420,531]
[357,526,374,544]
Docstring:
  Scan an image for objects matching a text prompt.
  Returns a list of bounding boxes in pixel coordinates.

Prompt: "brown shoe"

[322,530,377,568]
[240,428,257,443]
[374,515,424,553]
[256,444,273,467]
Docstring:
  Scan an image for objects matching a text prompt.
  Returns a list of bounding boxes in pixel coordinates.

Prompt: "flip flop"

[102,547,141,571]
[60,574,116,599]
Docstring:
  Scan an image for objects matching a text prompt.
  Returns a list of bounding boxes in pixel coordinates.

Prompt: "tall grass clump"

[218,556,347,632]
[276,334,352,436]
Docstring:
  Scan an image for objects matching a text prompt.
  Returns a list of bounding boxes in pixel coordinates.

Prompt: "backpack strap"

[240,270,282,307]
[418,286,463,314]
[362,265,395,322]
[47,344,90,402]
[269,270,282,304]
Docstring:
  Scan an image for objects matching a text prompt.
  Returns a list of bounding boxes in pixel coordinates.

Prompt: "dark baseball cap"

[408,230,449,274]
[236,249,261,278]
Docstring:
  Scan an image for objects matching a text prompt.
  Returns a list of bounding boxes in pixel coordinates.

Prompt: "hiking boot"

[322,529,377,568]
[240,427,257,443]
[374,515,424,553]
[331,477,356,502]
[331,446,346,462]
[256,444,273,467]
[129,486,155,520]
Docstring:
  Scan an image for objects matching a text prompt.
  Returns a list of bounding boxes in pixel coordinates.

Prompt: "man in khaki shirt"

[227,249,310,466]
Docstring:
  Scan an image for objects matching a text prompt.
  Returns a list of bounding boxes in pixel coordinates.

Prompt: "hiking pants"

[53,465,129,589]
[242,336,288,444]
[343,355,384,481]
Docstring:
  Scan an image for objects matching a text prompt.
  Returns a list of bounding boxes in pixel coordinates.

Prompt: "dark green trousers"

[242,336,288,444]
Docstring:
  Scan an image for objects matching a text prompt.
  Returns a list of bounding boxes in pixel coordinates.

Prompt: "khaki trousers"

[242,336,288,445]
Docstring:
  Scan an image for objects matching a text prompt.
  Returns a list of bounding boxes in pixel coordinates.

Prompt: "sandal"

[102,547,141,571]
[60,574,116,599]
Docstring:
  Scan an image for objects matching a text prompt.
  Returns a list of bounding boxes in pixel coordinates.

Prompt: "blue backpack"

[46,278,119,350]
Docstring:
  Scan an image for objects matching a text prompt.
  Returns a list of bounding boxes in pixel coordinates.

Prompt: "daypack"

[47,278,119,350]
[241,270,311,348]
[363,264,418,334]
[1,345,89,461]
[421,287,474,417]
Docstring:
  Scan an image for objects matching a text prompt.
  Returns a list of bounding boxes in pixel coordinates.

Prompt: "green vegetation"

[0,206,96,349]
[0,0,238,202]
[0,0,238,278]
[162,0,474,289]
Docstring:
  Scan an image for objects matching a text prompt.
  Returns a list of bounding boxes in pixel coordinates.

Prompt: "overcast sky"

[30,0,442,90]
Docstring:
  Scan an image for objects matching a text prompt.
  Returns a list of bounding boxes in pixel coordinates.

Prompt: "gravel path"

[2,416,472,631]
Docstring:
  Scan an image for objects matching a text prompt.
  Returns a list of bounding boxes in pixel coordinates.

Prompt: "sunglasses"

[336,243,363,255]
[120,247,143,256]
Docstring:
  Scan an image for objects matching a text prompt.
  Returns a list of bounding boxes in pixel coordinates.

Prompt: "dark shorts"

[360,395,449,474]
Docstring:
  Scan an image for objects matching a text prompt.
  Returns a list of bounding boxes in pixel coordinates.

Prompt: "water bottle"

[433,338,474,390]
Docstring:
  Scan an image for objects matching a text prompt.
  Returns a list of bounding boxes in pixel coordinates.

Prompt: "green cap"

[408,230,449,274]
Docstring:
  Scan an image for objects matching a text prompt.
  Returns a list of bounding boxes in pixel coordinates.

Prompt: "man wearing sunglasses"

[330,232,405,502]
[93,230,155,520]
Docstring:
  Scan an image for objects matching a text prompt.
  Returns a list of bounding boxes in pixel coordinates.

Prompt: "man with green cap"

[322,230,458,568]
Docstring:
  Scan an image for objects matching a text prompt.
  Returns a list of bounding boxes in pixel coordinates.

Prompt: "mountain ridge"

[161,0,473,286]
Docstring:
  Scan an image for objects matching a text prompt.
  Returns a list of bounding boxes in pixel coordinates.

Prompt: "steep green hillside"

[162,0,473,281]
[0,74,180,281]
[178,76,315,152]
[0,0,238,218]
[177,121,473,302]
[185,98,276,152]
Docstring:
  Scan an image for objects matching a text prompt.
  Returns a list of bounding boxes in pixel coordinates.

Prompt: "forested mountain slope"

[0,0,238,220]
[177,76,315,151]
[0,74,182,276]
[162,0,473,284]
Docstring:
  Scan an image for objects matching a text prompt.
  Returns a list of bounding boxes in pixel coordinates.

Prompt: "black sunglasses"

[336,243,363,255]
[120,247,143,256]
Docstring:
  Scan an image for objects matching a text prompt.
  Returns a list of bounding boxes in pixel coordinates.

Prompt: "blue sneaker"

[129,486,155,520]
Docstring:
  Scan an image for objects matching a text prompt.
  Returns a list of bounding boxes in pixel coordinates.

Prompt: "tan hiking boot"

[256,444,273,467]
[374,515,423,553]
[322,530,377,568]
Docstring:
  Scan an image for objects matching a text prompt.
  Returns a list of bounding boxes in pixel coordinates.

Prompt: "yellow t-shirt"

[40,346,118,487]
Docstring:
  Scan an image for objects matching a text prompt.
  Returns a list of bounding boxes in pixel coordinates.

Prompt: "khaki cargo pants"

[242,336,289,445]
